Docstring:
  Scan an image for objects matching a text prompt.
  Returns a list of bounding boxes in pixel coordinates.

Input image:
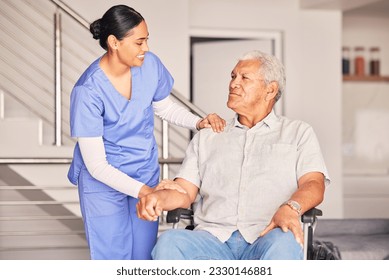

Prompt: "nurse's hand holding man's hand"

[137,112,225,221]
[154,179,187,194]
[136,180,187,222]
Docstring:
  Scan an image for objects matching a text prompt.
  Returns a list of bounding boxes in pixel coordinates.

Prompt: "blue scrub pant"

[78,183,158,260]
[152,229,303,260]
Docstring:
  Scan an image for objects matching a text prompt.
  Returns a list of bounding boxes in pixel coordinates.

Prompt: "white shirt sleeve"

[78,137,144,198]
[153,96,202,130]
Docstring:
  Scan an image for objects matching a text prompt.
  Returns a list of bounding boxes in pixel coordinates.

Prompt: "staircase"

[0,0,91,256]
[0,0,195,259]
[0,89,90,259]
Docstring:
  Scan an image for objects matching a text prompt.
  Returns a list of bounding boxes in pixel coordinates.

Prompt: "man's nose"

[230,79,241,89]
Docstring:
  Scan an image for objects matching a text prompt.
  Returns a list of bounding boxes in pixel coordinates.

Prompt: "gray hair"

[239,50,285,102]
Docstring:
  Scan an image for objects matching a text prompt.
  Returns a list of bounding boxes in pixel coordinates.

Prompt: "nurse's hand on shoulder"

[196,113,226,133]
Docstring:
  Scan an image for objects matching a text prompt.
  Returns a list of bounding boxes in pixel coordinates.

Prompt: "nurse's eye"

[136,40,148,46]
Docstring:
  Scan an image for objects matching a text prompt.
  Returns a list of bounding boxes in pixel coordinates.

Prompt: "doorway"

[190,28,283,119]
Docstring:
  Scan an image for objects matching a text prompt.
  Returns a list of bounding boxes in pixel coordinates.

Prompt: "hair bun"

[90,19,101,40]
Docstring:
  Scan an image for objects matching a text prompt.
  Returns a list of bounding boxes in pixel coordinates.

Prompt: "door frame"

[190,28,284,115]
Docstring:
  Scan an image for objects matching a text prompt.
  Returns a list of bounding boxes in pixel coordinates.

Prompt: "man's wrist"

[281,200,302,216]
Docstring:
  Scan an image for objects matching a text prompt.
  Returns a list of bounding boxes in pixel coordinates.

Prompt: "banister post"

[54,10,62,146]
[162,120,169,179]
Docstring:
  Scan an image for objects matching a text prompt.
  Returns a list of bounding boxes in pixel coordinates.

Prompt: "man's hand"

[136,192,163,222]
[197,113,226,132]
[137,178,198,222]
[259,205,303,247]
[136,180,187,221]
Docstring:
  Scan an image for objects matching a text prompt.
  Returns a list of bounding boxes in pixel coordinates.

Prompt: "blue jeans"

[152,228,303,260]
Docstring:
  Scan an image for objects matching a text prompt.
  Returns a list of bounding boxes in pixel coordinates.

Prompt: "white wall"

[62,0,344,218]
[62,0,190,97]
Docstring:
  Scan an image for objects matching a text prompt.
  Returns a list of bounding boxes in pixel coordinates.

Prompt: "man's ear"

[265,81,279,101]
[107,35,118,50]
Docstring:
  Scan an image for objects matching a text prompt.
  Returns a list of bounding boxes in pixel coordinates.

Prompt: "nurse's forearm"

[153,96,200,130]
[78,137,144,198]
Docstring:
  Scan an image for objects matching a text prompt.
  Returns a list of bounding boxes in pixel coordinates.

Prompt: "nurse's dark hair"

[90,5,144,50]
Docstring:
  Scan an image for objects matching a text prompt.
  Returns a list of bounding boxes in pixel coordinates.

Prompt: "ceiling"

[345,0,389,17]
[300,0,389,18]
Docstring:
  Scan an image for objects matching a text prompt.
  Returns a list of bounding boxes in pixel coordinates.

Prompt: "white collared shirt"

[175,110,330,243]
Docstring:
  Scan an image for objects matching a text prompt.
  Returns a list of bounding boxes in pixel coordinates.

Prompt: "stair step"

[0,218,84,231]
[0,230,85,236]
[0,215,82,221]
[0,144,74,158]
[7,163,72,185]
[0,205,71,217]
[0,247,90,260]
[0,245,88,252]
[0,201,79,205]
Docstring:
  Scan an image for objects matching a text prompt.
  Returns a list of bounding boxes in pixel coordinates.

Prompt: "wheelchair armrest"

[301,207,322,224]
[166,208,194,224]
[301,207,322,260]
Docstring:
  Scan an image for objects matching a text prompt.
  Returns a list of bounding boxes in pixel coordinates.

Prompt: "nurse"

[67,5,225,260]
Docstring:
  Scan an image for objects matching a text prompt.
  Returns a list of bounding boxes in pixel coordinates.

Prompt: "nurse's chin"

[132,58,145,67]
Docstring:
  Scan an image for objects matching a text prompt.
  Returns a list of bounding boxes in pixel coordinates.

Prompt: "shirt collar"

[232,110,278,130]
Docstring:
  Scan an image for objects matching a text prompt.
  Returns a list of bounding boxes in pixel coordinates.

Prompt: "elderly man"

[137,50,330,260]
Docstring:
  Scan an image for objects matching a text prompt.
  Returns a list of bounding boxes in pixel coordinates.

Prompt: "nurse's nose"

[142,41,149,52]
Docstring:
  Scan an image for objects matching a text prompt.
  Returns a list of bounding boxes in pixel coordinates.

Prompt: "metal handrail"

[48,1,206,145]
[0,157,184,165]
[54,11,62,146]
[50,0,89,146]
[0,186,75,190]
[1,0,207,178]
[171,89,207,118]
[50,0,89,28]
[0,158,72,164]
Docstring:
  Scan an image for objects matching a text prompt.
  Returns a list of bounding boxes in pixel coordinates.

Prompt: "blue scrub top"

[68,52,173,192]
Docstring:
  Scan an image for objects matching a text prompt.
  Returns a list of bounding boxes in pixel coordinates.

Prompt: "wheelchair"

[166,207,337,260]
